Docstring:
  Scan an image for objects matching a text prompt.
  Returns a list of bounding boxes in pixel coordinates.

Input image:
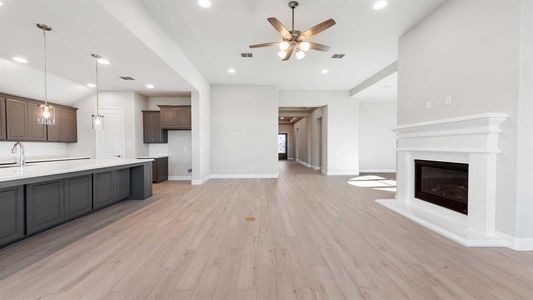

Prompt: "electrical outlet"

[426,101,432,109]
[445,96,453,105]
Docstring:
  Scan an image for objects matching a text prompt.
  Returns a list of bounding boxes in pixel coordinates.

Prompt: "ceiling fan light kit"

[249,1,335,61]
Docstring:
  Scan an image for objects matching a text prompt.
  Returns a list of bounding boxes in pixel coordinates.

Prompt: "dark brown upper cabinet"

[47,106,77,143]
[3,94,77,143]
[0,98,6,141]
[158,105,191,130]
[143,111,168,144]
[6,98,30,141]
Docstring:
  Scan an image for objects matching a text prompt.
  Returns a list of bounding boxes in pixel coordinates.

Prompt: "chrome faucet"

[11,142,26,167]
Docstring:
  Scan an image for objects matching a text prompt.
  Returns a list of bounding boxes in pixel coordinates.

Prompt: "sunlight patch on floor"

[347,175,397,193]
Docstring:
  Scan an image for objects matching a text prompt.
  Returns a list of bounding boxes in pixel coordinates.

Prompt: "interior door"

[96,108,124,159]
[278,133,288,160]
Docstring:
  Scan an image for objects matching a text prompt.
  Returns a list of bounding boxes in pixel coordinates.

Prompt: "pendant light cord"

[43,29,48,106]
[95,58,99,115]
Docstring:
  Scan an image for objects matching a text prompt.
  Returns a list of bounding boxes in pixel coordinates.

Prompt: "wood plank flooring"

[1,161,533,299]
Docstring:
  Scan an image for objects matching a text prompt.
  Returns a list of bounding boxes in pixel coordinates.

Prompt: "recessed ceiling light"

[87,83,96,88]
[146,84,155,89]
[198,0,211,8]
[228,68,236,74]
[321,69,329,74]
[12,56,28,64]
[373,0,388,10]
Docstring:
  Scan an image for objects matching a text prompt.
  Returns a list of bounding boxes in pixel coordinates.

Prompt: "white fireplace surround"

[377,113,513,248]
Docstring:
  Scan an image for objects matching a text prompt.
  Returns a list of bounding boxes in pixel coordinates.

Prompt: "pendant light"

[36,24,55,125]
[91,54,104,130]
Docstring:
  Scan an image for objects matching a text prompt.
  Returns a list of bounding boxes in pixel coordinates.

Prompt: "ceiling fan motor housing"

[289,1,299,9]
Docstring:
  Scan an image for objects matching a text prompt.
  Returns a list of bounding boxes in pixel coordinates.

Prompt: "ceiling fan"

[249,1,336,61]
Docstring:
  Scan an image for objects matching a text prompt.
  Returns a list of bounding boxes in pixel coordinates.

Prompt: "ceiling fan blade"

[282,46,294,61]
[267,17,292,39]
[299,19,336,40]
[307,42,331,52]
[249,42,279,49]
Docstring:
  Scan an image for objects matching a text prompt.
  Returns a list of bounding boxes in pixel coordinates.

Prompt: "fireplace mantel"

[377,113,510,248]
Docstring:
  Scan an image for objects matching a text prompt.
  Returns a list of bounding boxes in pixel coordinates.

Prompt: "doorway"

[96,108,124,159]
[278,133,288,160]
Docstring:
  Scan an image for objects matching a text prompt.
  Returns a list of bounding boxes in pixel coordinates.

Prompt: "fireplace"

[415,160,469,215]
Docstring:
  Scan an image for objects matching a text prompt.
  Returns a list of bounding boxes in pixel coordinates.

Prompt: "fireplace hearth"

[415,160,469,214]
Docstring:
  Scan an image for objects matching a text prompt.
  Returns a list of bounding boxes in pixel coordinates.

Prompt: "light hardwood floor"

[1,161,533,299]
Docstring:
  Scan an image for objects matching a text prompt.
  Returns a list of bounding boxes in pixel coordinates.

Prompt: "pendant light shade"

[91,54,104,130]
[37,23,56,126]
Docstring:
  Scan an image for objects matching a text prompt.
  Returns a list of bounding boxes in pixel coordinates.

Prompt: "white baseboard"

[191,176,211,185]
[311,165,321,170]
[499,233,533,251]
[168,176,192,181]
[210,173,279,179]
[360,169,396,173]
[296,159,311,168]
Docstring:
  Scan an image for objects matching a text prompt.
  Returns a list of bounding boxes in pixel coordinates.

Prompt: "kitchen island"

[0,159,153,249]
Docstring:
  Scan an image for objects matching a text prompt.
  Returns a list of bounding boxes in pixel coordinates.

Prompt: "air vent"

[119,76,135,80]
[241,53,253,58]
[331,54,345,59]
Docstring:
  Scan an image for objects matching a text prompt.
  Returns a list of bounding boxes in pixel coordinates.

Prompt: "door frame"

[278,132,288,160]
[96,107,125,159]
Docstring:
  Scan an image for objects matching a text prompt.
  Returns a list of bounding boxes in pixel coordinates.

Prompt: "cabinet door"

[0,186,24,247]
[0,98,6,141]
[143,112,154,143]
[114,168,130,201]
[26,180,65,234]
[93,171,114,210]
[6,98,28,140]
[62,108,77,142]
[47,107,63,142]
[27,102,47,141]
[160,108,179,129]
[65,175,93,221]
[178,108,191,129]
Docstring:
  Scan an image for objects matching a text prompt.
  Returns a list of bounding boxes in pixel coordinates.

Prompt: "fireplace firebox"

[415,160,469,215]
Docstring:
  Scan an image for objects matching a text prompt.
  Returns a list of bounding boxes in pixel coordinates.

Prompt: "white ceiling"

[353,72,397,101]
[0,0,192,105]
[142,0,445,90]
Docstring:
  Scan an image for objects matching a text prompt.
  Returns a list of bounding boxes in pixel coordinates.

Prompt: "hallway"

[0,161,532,299]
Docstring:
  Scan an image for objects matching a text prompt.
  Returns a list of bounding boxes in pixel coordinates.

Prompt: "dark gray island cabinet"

[0,160,152,249]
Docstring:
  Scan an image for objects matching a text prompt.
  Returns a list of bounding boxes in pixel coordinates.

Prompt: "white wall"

[0,142,68,161]
[210,85,278,177]
[398,0,530,239]
[278,90,358,175]
[293,117,310,165]
[358,101,397,172]
[309,107,326,170]
[148,96,192,179]
[68,91,147,159]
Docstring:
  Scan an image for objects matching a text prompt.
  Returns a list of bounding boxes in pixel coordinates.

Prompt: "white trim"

[296,159,311,168]
[210,173,279,179]
[498,233,533,251]
[394,113,509,130]
[397,147,501,154]
[191,176,210,185]
[360,169,396,173]
[325,171,359,176]
[169,176,192,181]
[311,165,321,170]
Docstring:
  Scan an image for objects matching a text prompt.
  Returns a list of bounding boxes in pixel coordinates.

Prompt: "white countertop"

[0,158,153,183]
[0,156,90,165]
[136,155,168,159]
